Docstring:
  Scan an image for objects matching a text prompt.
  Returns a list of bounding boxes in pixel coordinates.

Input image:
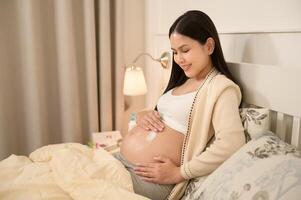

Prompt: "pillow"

[181,131,301,200]
[239,108,270,141]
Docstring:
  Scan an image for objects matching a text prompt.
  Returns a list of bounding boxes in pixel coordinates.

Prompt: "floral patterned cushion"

[239,108,270,141]
[181,131,301,200]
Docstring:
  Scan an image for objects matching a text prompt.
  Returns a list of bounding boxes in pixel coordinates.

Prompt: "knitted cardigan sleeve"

[180,85,246,179]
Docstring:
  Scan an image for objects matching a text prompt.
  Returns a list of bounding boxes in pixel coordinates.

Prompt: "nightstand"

[92,131,122,153]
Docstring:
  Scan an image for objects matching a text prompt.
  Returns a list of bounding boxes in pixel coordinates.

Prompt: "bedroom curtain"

[0,0,124,160]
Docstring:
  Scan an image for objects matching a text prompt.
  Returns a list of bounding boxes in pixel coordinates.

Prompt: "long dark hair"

[163,10,238,94]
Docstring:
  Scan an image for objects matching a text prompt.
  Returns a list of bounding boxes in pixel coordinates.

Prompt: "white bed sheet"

[0,143,149,200]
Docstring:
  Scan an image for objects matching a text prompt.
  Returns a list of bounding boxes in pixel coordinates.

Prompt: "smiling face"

[170,32,214,80]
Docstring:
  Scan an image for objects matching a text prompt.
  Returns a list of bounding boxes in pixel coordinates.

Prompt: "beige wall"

[120,0,146,136]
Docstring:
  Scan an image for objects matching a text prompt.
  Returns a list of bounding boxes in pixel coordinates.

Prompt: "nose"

[175,53,185,64]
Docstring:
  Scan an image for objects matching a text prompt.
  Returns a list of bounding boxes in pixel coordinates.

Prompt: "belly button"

[146,131,157,141]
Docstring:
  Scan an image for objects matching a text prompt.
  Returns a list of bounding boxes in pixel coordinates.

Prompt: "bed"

[0,63,300,200]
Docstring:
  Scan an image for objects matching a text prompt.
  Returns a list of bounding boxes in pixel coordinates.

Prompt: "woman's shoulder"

[209,74,239,88]
[207,74,241,97]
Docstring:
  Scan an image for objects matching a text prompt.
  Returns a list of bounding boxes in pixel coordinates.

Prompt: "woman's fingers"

[137,110,165,132]
[134,171,154,178]
[142,118,158,132]
[147,112,164,132]
[140,123,150,131]
[149,111,165,130]
[134,163,156,178]
[147,118,163,132]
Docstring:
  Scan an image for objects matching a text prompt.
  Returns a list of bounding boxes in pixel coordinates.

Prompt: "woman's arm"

[181,86,246,180]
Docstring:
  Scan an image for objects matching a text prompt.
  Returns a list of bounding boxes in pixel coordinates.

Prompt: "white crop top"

[156,89,197,134]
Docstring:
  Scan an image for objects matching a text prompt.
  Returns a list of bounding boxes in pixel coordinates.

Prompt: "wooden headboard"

[228,62,301,149]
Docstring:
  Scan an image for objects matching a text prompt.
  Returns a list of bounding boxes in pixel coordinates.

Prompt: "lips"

[181,64,191,71]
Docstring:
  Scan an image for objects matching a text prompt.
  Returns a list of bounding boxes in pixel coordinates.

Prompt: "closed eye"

[172,49,189,55]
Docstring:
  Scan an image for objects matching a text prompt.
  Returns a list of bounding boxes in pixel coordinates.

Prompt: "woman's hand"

[136,110,165,132]
[133,156,185,184]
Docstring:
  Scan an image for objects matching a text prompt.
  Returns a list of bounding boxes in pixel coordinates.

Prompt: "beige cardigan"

[167,70,246,199]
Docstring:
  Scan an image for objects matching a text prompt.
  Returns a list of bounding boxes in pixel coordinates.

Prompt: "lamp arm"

[132,52,158,64]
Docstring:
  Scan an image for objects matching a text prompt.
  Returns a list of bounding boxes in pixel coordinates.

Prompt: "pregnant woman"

[116,10,246,200]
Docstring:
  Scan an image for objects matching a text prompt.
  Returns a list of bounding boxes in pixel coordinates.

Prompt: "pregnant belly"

[120,125,184,166]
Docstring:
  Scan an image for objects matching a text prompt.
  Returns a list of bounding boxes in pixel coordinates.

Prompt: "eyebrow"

[171,44,189,51]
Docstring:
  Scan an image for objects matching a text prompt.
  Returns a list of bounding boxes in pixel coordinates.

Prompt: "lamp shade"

[123,66,147,96]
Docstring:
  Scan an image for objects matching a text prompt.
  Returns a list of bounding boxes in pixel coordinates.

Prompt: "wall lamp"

[123,52,171,96]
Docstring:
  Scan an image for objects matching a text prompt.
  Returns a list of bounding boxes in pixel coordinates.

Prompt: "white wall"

[144,0,301,108]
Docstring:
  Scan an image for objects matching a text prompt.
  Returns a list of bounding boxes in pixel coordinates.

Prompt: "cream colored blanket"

[0,143,149,200]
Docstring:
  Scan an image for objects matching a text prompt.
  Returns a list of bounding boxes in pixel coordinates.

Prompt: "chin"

[184,71,194,78]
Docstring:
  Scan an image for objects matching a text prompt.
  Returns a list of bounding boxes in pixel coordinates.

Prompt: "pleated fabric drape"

[0,0,124,160]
